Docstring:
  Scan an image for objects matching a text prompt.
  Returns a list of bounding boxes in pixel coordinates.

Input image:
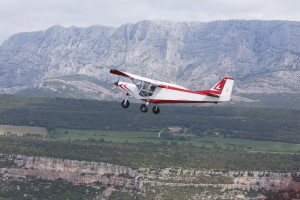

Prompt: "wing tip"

[110,69,131,78]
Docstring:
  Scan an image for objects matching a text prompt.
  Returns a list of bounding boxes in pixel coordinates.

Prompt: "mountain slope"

[0,20,300,106]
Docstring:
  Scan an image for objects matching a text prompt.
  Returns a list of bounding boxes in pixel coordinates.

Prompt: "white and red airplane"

[110,69,234,114]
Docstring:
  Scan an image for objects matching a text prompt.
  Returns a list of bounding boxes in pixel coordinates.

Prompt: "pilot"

[150,85,156,92]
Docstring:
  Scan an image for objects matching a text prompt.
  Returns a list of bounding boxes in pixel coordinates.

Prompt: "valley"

[0,95,299,199]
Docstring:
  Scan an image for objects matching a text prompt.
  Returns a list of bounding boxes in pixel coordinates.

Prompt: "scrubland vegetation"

[0,95,299,199]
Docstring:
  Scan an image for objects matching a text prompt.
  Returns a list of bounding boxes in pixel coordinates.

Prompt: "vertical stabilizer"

[219,78,234,101]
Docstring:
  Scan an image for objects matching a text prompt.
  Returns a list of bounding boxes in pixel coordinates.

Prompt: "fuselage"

[118,81,219,104]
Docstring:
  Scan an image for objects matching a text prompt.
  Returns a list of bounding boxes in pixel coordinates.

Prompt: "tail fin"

[217,77,234,101]
[200,77,234,101]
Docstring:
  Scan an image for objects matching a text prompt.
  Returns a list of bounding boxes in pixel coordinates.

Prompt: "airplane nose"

[114,81,119,86]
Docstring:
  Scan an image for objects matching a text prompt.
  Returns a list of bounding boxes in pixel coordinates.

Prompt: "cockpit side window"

[138,83,156,97]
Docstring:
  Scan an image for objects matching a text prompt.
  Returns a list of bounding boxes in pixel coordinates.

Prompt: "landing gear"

[121,100,130,108]
[152,105,160,114]
[140,104,148,113]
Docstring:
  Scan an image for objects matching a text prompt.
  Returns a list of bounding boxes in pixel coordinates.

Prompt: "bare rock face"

[0,20,300,99]
[0,154,299,197]
[141,168,300,193]
[2,155,143,190]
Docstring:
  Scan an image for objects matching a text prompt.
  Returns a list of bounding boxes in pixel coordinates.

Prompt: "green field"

[53,128,300,153]
[0,95,299,172]
[0,94,299,144]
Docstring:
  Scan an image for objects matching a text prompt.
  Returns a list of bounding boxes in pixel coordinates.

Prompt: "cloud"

[1,0,300,44]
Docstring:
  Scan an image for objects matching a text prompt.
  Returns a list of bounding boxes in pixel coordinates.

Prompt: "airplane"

[110,69,234,114]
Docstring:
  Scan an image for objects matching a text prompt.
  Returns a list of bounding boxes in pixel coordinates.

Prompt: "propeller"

[110,79,119,92]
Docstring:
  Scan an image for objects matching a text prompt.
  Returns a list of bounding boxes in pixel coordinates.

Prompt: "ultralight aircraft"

[110,69,234,114]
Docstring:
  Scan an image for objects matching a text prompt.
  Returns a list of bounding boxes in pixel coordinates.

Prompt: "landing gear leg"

[152,105,160,114]
[140,104,148,113]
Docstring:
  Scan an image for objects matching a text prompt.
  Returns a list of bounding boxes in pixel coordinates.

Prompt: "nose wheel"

[121,100,130,108]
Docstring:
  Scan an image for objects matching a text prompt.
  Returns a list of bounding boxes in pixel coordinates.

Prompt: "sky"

[1,0,300,44]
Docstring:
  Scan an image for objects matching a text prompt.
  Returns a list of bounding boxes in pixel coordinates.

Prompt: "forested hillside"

[0,95,299,143]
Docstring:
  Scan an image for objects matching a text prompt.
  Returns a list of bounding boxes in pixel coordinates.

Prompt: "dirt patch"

[0,125,48,136]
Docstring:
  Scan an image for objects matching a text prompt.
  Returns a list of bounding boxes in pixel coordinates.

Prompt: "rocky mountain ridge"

[1,154,299,199]
[0,20,300,104]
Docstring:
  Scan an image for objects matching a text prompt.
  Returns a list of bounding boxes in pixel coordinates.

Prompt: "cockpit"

[136,81,157,97]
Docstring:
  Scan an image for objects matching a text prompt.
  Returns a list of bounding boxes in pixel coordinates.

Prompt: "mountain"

[0,20,300,107]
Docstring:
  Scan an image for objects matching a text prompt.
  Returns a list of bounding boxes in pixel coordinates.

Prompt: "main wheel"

[152,106,160,114]
[121,100,130,108]
[140,104,148,113]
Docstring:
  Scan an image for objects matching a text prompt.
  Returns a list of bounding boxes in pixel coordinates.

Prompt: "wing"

[110,69,187,89]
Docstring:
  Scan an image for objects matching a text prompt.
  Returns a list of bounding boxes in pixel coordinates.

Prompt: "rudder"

[219,78,234,101]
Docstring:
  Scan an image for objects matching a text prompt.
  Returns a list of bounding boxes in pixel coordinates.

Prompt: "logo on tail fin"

[211,78,227,94]
[200,77,233,98]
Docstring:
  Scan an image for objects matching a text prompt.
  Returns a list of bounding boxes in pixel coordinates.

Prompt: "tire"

[140,104,148,113]
[121,100,130,108]
[152,106,160,114]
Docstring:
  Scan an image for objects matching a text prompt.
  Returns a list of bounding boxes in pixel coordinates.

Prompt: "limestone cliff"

[1,155,143,190]
[0,154,299,199]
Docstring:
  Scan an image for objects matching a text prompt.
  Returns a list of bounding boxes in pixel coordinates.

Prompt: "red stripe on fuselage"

[119,84,133,94]
[123,85,132,93]
[160,84,218,97]
[141,99,219,104]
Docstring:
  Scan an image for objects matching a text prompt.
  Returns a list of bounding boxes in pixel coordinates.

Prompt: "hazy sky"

[1,0,300,44]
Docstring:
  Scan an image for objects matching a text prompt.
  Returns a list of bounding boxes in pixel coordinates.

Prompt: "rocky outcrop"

[0,155,143,190]
[0,20,300,100]
[0,154,299,196]
[230,171,300,192]
[141,168,300,193]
